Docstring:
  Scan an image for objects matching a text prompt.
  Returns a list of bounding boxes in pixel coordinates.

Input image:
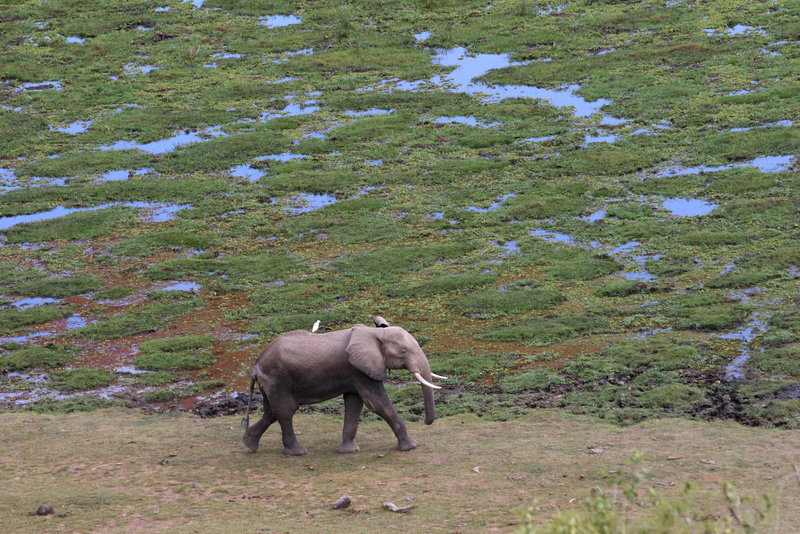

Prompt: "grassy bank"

[1,408,798,532]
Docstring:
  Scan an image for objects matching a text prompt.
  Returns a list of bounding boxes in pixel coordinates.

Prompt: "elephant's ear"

[346,325,386,381]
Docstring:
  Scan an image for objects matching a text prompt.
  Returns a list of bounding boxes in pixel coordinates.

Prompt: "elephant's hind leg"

[242,386,276,453]
[270,391,307,456]
[338,393,363,453]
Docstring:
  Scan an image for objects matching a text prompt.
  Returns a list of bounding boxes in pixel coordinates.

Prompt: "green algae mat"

[1,0,800,429]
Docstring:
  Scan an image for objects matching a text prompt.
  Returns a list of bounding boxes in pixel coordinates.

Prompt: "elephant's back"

[255,328,351,369]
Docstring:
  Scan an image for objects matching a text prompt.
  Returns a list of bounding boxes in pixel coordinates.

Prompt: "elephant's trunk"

[411,356,436,425]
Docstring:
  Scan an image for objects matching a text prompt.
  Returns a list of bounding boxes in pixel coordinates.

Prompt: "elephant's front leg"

[338,392,363,453]
[357,381,418,452]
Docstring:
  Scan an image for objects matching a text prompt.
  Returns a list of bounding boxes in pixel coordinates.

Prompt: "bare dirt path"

[2,408,798,533]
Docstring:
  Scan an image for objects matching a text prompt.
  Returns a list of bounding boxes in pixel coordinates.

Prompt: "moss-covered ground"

[1,0,799,430]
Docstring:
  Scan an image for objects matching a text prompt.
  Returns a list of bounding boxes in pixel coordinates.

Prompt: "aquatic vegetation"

[1,0,799,428]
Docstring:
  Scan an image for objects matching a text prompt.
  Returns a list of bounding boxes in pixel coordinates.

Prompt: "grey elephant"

[241,316,446,455]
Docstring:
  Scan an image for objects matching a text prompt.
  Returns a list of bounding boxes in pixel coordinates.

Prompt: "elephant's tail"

[241,374,256,429]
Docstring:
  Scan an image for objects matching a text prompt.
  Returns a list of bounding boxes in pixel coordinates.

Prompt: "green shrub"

[49,368,115,391]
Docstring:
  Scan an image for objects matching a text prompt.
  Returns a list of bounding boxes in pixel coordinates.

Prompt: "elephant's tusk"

[414,372,442,390]
[430,372,448,380]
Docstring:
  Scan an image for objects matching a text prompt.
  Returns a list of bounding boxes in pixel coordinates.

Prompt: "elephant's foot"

[242,432,260,453]
[283,443,308,456]
[397,437,418,451]
[338,441,360,454]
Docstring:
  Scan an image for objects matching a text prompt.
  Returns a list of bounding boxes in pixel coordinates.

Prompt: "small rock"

[30,504,54,516]
[332,496,351,510]
[383,502,418,513]
[587,448,604,455]
[472,466,481,473]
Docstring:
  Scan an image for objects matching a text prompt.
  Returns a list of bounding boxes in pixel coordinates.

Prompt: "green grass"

[68,300,199,340]
[384,272,497,298]
[2,207,137,243]
[477,315,612,346]
[139,335,214,354]
[13,276,102,297]
[132,351,214,371]
[132,334,215,371]
[0,305,74,335]
[450,286,566,318]
[110,231,212,258]
[0,343,80,372]
[48,368,115,392]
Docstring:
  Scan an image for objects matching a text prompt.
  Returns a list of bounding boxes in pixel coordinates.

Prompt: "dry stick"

[792,461,800,488]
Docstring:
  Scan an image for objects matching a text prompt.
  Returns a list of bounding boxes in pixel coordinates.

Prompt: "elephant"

[241,316,446,455]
